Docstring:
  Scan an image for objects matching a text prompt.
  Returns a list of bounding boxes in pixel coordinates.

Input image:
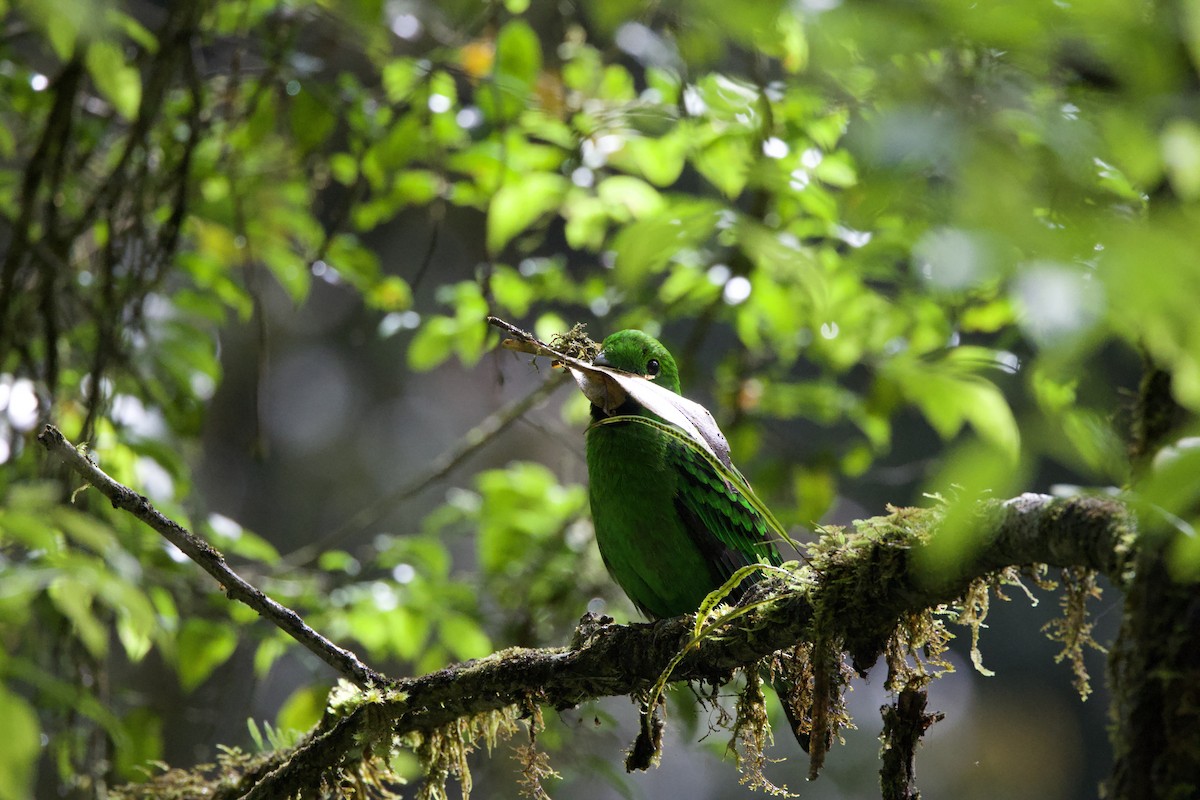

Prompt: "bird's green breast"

[586,418,725,619]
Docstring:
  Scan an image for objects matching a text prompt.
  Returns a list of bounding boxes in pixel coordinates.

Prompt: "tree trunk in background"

[1111,364,1199,798]
[1108,539,1200,799]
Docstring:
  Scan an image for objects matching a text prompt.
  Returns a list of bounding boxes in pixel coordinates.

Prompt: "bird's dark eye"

[646,359,660,377]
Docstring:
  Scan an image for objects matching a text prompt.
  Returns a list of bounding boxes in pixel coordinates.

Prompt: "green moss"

[1042,567,1105,700]
[730,668,797,797]
[108,747,279,800]
[412,707,523,800]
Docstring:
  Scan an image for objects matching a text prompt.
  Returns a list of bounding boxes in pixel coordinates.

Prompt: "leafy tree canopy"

[1,0,1198,797]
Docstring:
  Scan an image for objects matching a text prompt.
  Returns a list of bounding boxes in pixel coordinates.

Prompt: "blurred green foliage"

[0,0,1197,796]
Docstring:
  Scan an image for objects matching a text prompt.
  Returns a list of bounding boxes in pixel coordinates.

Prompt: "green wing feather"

[590,414,789,584]
[671,438,782,574]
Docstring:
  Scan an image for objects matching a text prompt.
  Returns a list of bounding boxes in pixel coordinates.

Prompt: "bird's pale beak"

[593,351,611,368]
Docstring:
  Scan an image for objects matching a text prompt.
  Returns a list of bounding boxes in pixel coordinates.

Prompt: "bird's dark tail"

[779,688,813,753]
[773,677,833,761]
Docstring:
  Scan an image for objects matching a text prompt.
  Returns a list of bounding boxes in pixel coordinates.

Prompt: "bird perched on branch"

[583,330,818,752]
[485,317,815,753]
[584,329,787,619]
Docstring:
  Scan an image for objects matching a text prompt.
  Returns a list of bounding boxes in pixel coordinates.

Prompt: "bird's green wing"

[591,415,790,584]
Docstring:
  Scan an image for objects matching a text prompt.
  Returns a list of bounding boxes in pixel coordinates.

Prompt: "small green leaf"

[693,134,751,197]
[176,618,239,692]
[1168,527,1200,581]
[1162,118,1200,201]
[407,315,458,371]
[495,19,542,88]
[0,686,39,800]
[317,550,361,574]
[486,172,568,255]
[439,612,492,661]
[105,9,158,53]
[382,58,423,103]
[261,246,311,304]
[366,275,413,311]
[387,606,430,660]
[0,122,14,160]
[326,233,381,285]
[254,636,288,679]
[55,509,116,553]
[793,465,836,523]
[957,379,1020,462]
[562,191,609,251]
[329,153,359,185]
[813,151,857,187]
[0,510,59,550]
[115,601,155,663]
[1138,441,1200,518]
[774,11,808,73]
[396,170,442,206]
[289,87,336,151]
[695,73,761,118]
[886,354,1020,462]
[597,175,665,220]
[85,39,141,120]
[598,63,636,102]
[114,707,162,780]
[620,127,689,186]
[276,683,330,734]
[610,200,722,282]
[491,265,536,316]
[48,578,108,658]
[1030,368,1077,414]
[960,298,1016,332]
[212,527,280,564]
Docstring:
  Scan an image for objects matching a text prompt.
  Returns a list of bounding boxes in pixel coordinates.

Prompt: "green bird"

[584,329,784,619]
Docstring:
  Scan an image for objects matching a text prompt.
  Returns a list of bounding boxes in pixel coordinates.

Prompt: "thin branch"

[407,203,443,294]
[0,55,84,358]
[69,0,205,241]
[36,424,386,689]
[283,370,571,567]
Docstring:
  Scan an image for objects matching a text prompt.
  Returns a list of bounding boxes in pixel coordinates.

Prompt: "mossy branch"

[382,491,1133,738]
[40,418,1135,799]
[107,485,1133,798]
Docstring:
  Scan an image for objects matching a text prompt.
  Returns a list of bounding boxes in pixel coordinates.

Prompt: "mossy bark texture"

[1108,540,1200,800]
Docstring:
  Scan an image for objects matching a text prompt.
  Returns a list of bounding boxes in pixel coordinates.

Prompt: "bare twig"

[36,424,386,688]
[486,315,561,358]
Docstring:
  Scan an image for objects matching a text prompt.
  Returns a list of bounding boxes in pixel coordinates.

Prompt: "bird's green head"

[594,330,681,395]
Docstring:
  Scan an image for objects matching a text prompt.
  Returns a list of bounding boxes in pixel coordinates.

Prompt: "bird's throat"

[589,398,644,422]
